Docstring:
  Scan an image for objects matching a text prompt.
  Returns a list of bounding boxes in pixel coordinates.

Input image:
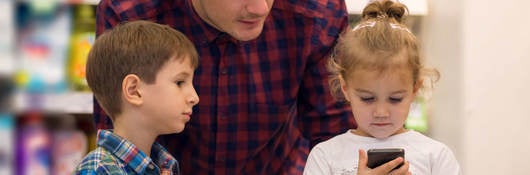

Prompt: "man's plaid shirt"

[94,0,356,174]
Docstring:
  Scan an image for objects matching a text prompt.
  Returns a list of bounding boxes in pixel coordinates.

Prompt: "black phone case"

[366,148,405,169]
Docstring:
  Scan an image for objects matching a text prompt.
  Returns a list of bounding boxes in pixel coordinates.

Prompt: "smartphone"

[367,148,405,170]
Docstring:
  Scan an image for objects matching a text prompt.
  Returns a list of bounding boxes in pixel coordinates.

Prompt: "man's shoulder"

[273,0,345,18]
[99,0,185,19]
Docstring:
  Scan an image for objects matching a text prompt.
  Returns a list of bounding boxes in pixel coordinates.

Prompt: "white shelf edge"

[14,91,93,114]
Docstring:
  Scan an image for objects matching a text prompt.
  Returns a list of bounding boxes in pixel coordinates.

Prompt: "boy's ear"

[339,76,351,102]
[122,74,143,106]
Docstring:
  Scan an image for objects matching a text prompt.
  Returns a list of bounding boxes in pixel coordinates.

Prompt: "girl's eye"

[389,97,403,103]
[176,81,185,86]
[360,97,375,103]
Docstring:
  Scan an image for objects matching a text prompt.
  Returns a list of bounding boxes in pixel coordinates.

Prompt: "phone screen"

[366,148,405,169]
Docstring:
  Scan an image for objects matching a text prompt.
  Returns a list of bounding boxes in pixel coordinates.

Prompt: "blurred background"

[0,0,529,174]
[1,0,97,175]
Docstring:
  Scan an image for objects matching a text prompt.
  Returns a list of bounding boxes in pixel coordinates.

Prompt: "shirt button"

[148,164,155,169]
[220,69,228,75]
[216,157,226,163]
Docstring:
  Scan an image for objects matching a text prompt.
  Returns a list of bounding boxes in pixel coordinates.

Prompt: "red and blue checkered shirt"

[75,130,179,175]
[94,0,356,174]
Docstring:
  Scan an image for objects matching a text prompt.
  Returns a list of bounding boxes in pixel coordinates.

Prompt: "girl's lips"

[372,123,391,126]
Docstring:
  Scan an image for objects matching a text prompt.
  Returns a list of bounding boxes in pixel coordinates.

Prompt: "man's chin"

[232,28,263,41]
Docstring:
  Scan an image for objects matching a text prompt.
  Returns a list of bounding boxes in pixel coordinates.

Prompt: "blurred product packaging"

[50,116,87,175]
[0,114,14,175]
[0,0,15,76]
[0,75,14,112]
[14,2,71,94]
[16,113,51,175]
[67,4,95,92]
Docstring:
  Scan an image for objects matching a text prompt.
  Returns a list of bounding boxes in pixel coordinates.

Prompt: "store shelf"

[14,91,93,114]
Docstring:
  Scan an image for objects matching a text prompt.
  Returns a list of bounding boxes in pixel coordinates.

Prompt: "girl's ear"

[339,76,351,102]
[413,79,423,94]
[122,74,143,106]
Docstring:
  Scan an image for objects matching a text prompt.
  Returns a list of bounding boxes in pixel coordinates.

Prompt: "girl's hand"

[357,149,411,175]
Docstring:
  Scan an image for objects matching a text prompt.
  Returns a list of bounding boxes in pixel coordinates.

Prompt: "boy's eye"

[389,97,403,103]
[360,97,375,103]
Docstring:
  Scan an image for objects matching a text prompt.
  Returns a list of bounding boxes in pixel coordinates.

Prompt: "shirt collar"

[97,130,178,174]
[185,0,226,45]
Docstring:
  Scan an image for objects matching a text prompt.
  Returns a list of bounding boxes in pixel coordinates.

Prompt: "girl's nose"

[373,103,389,118]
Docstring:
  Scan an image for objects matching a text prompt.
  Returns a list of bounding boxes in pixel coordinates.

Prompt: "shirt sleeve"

[297,0,356,148]
[432,145,463,175]
[304,145,332,175]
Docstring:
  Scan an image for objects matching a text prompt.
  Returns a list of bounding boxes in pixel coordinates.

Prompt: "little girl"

[303,0,461,175]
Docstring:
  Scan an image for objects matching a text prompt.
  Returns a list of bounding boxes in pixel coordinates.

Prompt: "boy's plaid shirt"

[75,130,179,175]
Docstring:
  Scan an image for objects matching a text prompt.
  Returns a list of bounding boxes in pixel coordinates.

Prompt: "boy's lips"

[182,111,192,119]
[182,113,191,121]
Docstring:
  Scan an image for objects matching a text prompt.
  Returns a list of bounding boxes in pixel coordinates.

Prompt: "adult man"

[94,0,356,174]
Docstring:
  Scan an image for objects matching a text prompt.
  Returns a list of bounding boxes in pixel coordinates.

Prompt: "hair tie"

[352,21,376,31]
[352,21,412,34]
[389,23,412,33]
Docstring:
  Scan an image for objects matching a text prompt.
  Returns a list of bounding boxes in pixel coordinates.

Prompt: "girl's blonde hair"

[328,0,439,101]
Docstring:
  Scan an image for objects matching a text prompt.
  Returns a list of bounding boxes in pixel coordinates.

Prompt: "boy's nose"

[189,90,199,105]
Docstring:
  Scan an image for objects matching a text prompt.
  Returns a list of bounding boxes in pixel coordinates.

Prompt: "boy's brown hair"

[86,20,199,118]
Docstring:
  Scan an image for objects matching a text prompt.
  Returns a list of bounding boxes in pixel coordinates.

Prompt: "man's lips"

[239,18,261,25]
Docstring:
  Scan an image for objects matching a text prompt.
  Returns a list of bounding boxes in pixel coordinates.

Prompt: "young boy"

[75,20,199,175]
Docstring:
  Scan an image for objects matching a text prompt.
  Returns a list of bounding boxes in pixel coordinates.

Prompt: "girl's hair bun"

[361,0,408,23]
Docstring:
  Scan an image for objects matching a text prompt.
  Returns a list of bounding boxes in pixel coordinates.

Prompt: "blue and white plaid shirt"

[75,130,179,175]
